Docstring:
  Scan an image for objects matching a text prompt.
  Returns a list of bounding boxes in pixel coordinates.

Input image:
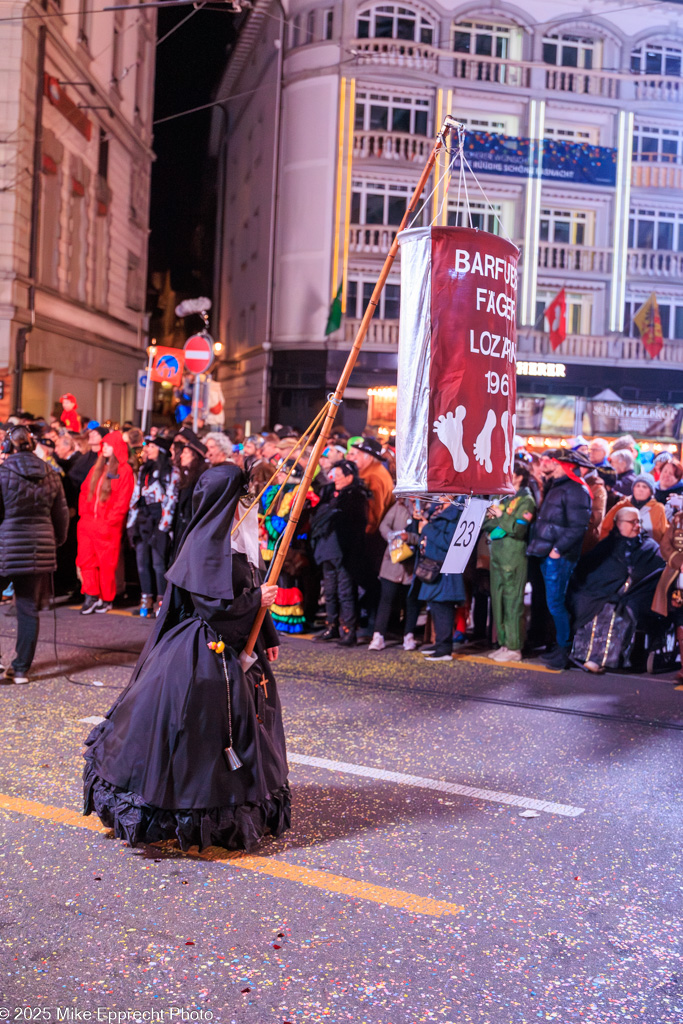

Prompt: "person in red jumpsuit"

[77,430,134,614]
[59,393,82,433]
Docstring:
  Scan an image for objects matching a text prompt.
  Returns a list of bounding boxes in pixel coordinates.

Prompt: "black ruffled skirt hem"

[83,761,291,852]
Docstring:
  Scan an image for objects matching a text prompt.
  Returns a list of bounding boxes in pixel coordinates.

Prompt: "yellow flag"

[633,293,663,358]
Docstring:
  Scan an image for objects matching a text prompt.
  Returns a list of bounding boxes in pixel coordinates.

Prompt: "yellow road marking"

[452,653,560,674]
[0,792,462,918]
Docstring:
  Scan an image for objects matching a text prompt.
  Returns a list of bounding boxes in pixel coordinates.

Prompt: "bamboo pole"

[243,117,457,656]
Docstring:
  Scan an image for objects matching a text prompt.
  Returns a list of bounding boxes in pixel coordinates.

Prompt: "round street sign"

[183,332,215,374]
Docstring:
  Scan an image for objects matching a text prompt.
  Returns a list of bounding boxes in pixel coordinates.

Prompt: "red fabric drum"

[395,226,520,497]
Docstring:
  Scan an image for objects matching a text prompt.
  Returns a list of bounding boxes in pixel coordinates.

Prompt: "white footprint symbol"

[501,410,511,475]
[473,409,496,474]
[433,407,469,473]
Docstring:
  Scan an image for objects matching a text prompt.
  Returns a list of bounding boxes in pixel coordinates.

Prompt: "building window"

[453,20,513,59]
[631,42,683,76]
[305,10,315,43]
[97,129,109,180]
[543,32,599,69]
[632,123,683,163]
[347,277,400,319]
[290,13,301,48]
[354,89,430,135]
[126,252,144,311]
[111,4,126,89]
[447,198,504,234]
[324,8,333,40]
[78,0,92,47]
[628,208,683,251]
[356,5,434,45]
[544,122,598,144]
[68,178,88,303]
[93,213,109,310]
[350,179,417,226]
[536,291,592,334]
[539,208,592,246]
[38,164,61,289]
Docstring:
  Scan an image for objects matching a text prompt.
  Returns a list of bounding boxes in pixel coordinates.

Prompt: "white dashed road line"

[289,752,585,818]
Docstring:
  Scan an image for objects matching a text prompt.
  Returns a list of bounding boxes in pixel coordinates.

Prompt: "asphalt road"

[0,605,681,1024]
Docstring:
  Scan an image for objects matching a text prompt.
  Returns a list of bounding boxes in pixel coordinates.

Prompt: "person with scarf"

[482,461,536,663]
[654,458,683,520]
[77,430,135,614]
[127,436,179,617]
[569,507,664,673]
[599,473,668,545]
[527,448,593,669]
[83,461,290,851]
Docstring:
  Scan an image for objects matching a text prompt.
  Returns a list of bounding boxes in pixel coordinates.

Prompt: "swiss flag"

[544,289,567,351]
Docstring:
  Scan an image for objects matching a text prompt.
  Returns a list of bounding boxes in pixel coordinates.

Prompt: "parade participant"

[205,433,233,466]
[58,393,81,433]
[0,426,68,684]
[527,448,593,669]
[367,497,419,652]
[263,460,318,634]
[77,431,135,614]
[83,461,290,851]
[127,436,178,617]
[170,430,207,560]
[652,509,683,681]
[414,500,466,662]
[482,461,536,663]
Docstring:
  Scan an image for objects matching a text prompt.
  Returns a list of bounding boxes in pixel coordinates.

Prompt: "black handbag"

[414,556,442,584]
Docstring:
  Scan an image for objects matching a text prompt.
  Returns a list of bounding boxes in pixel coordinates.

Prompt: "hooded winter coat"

[0,451,69,575]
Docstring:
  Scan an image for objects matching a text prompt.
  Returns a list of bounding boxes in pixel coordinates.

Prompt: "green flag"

[324,282,343,336]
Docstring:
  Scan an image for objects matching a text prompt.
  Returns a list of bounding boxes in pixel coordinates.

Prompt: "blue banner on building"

[462,132,617,187]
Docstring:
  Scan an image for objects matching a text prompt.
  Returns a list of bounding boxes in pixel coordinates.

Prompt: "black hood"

[166,462,244,600]
[4,452,48,481]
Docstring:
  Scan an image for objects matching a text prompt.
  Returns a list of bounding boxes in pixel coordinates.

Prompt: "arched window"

[631,41,683,76]
[356,5,434,46]
[453,20,514,60]
[543,31,599,69]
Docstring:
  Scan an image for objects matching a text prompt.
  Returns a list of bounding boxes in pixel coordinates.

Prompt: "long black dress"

[83,463,290,851]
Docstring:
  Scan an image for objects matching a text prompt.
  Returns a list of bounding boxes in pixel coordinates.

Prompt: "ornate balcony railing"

[452,56,529,87]
[537,242,612,274]
[344,318,399,346]
[353,129,431,163]
[350,38,437,72]
[544,67,619,98]
[518,331,683,365]
[349,224,399,254]
[632,162,683,190]
[627,249,683,277]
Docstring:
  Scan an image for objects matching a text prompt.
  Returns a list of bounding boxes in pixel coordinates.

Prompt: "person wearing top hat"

[170,430,208,560]
[127,435,179,618]
[347,437,395,626]
[527,447,593,669]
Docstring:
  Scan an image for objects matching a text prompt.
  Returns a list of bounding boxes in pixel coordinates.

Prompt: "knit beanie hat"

[633,472,655,494]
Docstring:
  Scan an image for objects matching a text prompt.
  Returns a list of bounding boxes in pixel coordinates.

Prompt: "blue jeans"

[540,555,576,650]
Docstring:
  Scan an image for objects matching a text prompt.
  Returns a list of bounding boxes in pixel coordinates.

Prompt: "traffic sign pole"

[140,348,154,432]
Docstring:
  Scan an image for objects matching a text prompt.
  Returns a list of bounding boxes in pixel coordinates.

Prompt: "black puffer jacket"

[527,475,592,562]
[0,453,69,575]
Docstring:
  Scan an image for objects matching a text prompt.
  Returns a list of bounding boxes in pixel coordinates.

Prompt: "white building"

[0,0,156,422]
[213,0,683,442]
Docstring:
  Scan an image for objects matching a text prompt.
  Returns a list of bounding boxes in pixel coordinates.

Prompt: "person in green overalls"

[482,460,537,663]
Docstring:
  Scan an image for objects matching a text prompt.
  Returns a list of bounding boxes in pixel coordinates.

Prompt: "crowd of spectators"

[3,399,683,684]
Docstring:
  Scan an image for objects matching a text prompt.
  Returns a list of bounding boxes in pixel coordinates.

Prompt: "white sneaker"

[488,646,509,660]
[402,633,417,651]
[495,648,522,663]
[367,632,385,651]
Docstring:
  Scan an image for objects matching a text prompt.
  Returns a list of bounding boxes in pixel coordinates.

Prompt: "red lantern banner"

[395,226,520,496]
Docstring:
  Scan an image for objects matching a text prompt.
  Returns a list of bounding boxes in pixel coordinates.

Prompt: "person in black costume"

[170,431,207,560]
[83,462,290,852]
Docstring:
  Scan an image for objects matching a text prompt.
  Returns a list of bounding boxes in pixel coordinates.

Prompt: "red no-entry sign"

[183,333,215,374]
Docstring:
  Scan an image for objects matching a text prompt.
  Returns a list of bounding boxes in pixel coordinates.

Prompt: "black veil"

[166,462,244,599]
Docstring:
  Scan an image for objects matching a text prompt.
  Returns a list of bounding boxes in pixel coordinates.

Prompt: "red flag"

[543,289,567,351]
[150,346,184,386]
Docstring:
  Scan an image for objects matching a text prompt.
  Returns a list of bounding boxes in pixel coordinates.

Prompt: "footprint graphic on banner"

[502,410,511,474]
[473,410,496,474]
[433,407,469,473]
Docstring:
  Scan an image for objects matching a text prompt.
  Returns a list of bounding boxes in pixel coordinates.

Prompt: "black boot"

[336,628,357,647]
[317,625,340,641]
[540,644,570,669]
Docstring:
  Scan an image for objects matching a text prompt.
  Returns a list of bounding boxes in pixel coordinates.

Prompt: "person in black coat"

[54,432,85,598]
[527,448,593,669]
[0,426,68,683]
[83,462,290,852]
[310,459,369,645]
[170,431,207,561]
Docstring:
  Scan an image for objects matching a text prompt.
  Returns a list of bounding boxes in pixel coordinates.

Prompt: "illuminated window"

[631,42,683,76]
[628,208,683,251]
[539,208,592,246]
[625,298,683,340]
[536,291,592,335]
[356,5,434,45]
[632,123,683,164]
[347,277,400,319]
[351,179,416,226]
[354,89,430,135]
